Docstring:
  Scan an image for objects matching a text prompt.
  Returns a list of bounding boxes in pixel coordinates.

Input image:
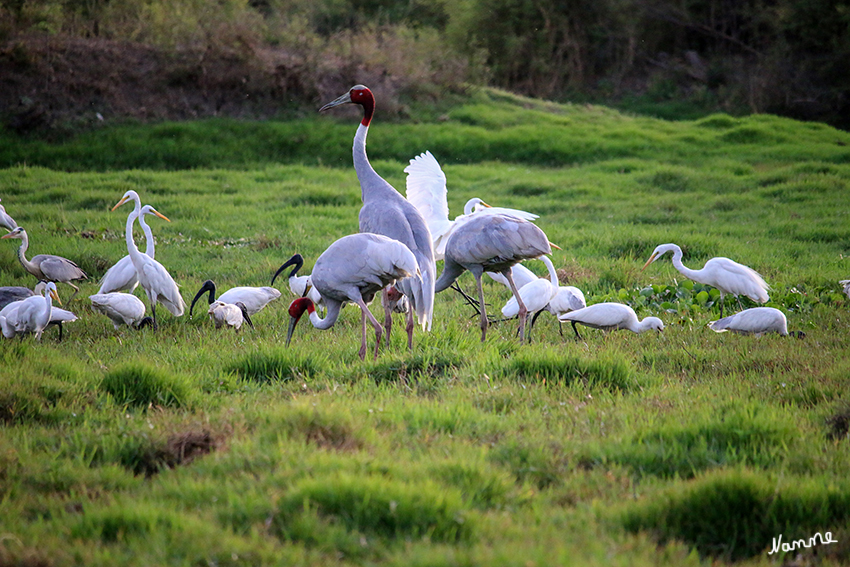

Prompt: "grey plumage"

[320,85,436,351]
[435,213,552,342]
[1,227,87,299]
[0,198,18,231]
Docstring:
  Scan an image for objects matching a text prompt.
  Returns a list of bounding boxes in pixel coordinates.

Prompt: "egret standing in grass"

[112,190,185,329]
[0,281,62,340]
[285,233,419,360]
[558,303,664,340]
[1,227,87,300]
[320,85,435,351]
[434,213,551,343]
[99,204,164,294]
[642,243,769,317]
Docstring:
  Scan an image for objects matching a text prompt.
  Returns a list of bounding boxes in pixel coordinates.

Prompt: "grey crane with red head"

[286,232,419,361]
[319,85,436,352]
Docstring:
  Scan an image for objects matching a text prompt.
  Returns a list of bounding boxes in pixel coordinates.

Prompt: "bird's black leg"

[451,282,481,316]
[57,322,64,342]
[571,321,583,340]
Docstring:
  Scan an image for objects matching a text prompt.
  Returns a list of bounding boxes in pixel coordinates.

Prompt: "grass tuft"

[100,362,192,408]
[501,350,636,391]
[620,470,850,560]
[228,349,326,382]
[363,353,462,384]
[275,472,475,543]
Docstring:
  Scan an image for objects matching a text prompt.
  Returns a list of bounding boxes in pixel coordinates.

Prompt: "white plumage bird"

[208,300,253,331]
[840,280,850,299]
[404,150,539,261]
[285,233,419,360]
[112,190,186,329]
[501,255,560,338]
[0,282,62,340]
[189,280,280,319]
[0,198,18,231]
[89,292,151,329]
[709,307,789,336]
[98,204,163,294]
[643,243,769,317]
[558,303,664,339]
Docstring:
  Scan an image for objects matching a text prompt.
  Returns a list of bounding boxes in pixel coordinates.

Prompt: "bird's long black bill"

[240,305,255,330]
[188,280,216,319]
[271,254,304,286]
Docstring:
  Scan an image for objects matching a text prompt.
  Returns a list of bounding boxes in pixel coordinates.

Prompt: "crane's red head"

[319,85,375,127]
[286,297,315,347]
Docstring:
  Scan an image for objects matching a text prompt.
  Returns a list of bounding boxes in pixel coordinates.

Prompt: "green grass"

[1,89,850,565]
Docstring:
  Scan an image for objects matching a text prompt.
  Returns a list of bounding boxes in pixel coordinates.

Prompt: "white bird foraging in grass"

[840,280,850,299]
[89,292,152,330]
[558,303,664,340]
[642,243,769,317]
[188,280,280,319]
[708,307,795,337]
[285,233,419,361]
[208,300,253,331]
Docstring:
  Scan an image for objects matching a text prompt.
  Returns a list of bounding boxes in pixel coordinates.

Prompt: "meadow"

[1,88,850,566]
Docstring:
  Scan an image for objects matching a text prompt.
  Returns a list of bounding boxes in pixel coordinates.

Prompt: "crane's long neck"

[668,246,701,281]
[353,123,396,202]
[308,299,342,330]
[540,256,558,287]
[140,217,155,257]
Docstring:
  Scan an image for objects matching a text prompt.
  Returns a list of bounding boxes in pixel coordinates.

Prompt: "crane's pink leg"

[474,273,488,342]
[356,298,383,360]
[382,287,393,347]
[359,307,368,360]
[405,305,414,351]
[504,270,528,343]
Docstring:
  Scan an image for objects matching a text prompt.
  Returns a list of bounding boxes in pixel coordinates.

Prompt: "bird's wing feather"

[705,257,770,301]
[404,151,450,229]
[481,207,539,221]
[35,255,87,281]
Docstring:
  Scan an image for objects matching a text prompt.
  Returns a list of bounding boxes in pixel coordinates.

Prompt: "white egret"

[98,204,163,294]
[0,198,17,231]
[285,233,418,360]
[1,227,87,299]
[112,190,185,329]
[709,307,791,337]
[0,282,62,340]
[840,280,850,299]
[500,255,560,340]
[320,85,435,353]
[208,300,253,331]
[89,292,152,329]
[558,303,664,340]
[434,213,551,342]
[643,243,769,317]
[404,150,539,261]
[188,280,280,319]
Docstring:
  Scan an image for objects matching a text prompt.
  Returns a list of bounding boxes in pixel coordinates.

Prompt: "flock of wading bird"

[0,85,829,358]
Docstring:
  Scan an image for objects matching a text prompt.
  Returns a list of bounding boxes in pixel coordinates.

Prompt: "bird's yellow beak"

[549,241,561,250]
[153,211,171,222]
[111,196,131,211]
[0,232,12,239]
[50,289,61,305]
[302,283,312,298]
[479,201,492,208]
[641,253,658,272]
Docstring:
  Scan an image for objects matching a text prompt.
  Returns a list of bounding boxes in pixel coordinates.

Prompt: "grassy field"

[1,88,850,566]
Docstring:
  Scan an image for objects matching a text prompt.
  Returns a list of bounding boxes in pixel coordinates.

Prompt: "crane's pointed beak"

[319,92,352,112]
[285,316,299,346]
[641,253,658,272]
[111,196,131,211]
